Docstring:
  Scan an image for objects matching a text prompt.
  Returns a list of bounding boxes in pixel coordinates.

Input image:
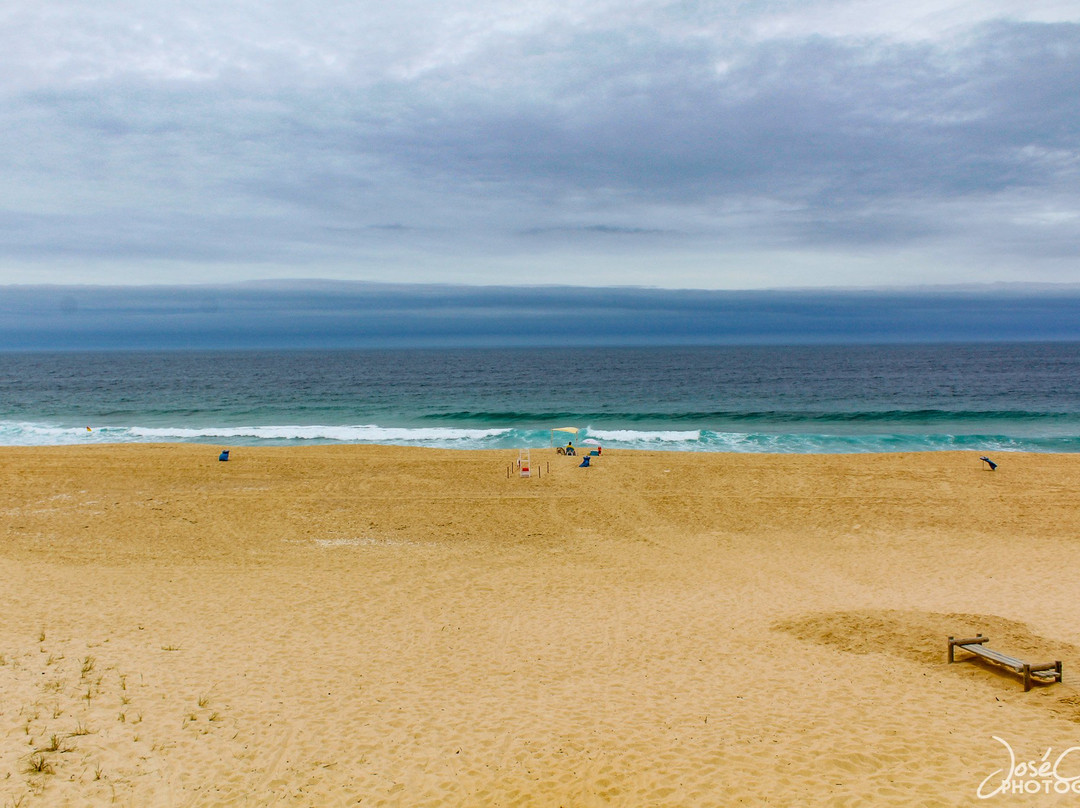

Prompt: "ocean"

[1,343,1078,453]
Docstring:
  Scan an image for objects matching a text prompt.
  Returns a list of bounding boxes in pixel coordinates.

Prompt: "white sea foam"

[587,429,702,443]
[0,420,512,447]
[127,424,509,442]
[0,422,98,445]
[0,419,1068,453]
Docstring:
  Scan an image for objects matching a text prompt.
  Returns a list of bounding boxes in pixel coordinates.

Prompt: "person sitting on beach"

[565,441,575,456]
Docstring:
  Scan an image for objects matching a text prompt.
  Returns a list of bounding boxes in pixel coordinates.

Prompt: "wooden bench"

[948,634,1062,691]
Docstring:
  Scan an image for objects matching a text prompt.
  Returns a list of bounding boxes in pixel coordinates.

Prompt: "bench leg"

[1023,664,1032,692]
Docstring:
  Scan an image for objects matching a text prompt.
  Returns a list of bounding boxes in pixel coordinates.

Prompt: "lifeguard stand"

[518,449,531,477]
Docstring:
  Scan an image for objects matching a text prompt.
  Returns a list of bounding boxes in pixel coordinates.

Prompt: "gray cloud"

[0,4,1078,286]
[2,281,1078,349]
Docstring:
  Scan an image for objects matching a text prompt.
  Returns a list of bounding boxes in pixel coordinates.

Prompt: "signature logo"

[978,736,1080,798]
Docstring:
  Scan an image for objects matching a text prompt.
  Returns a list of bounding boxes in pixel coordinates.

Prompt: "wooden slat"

[961,644,1024,670]
[950,636,1063,688]
[1030,669,1060,680]
[950,635,990,647]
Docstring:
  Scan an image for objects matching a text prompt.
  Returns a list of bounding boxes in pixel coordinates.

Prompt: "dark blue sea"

[1,344,1078,452]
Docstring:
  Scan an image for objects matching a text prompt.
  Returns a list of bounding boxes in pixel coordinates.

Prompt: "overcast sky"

[2,1,1079,289]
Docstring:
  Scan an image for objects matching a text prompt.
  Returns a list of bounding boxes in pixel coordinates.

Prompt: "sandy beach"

[2,444,1079,806]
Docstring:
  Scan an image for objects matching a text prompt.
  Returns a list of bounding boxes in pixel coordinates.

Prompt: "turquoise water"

[1,344,1078,452]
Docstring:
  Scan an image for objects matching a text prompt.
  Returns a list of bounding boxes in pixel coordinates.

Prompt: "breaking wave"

[2,420,1077,453]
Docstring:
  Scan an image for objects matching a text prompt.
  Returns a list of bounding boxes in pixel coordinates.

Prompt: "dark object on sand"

[980,456,997,470]
[579,456,590,468]
[219,450,230,461]
[948,634,1061,691]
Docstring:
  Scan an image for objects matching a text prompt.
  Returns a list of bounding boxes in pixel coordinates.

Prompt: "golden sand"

[1,445,1079,806]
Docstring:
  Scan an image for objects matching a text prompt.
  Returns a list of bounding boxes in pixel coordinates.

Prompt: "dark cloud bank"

[1,282,1078,350]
